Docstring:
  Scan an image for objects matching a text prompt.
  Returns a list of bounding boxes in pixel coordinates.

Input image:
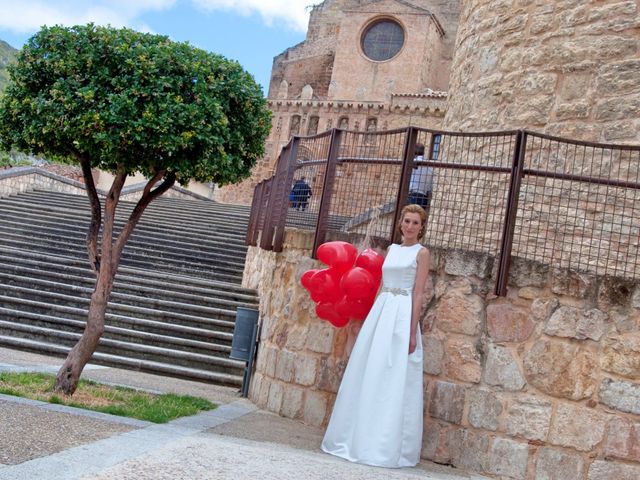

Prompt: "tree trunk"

[54,166,126,395]
[54,167,176,395]
[54,283,110,395]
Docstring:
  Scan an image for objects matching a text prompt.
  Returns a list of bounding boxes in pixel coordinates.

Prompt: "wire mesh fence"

[284,131,332,232]
[420,130,518,258]
[248,127,640,295]
[513,132,640,279]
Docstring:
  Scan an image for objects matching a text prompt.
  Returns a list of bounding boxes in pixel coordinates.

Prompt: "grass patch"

[0,371,217,423]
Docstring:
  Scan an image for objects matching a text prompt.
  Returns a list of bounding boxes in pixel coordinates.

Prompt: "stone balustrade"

[245,228,640,479]
[0,166,209,201]
[0,167,88,198]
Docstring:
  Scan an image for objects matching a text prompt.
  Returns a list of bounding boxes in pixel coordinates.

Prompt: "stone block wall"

[246,229,640,479]
[0,167,207,202]
[444,0,640,144]
[0,167,88,198]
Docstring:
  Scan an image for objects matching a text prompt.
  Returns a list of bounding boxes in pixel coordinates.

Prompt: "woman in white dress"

[321,204,430,468]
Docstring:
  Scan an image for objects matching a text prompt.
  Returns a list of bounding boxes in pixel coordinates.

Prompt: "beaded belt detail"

[381,286,409,296]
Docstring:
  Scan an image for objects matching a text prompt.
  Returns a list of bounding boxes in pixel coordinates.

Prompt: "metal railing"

[247,127,640,296]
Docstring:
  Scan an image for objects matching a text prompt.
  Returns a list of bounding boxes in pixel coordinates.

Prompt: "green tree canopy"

[0,24,271,185]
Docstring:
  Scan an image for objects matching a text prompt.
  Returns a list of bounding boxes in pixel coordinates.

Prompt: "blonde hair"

[398,204,427,240]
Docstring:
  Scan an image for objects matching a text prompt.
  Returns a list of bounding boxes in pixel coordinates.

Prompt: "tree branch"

[112,170,176,268]
[77,153,102,274]
[101,165,128,276]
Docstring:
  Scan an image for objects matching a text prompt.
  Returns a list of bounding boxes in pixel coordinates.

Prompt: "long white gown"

[321,243,424,468]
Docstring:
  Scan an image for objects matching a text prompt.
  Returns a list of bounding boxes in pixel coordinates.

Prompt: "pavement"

[0,347,489,480]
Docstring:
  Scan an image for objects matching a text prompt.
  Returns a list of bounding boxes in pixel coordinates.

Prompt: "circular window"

[361,19,405,61]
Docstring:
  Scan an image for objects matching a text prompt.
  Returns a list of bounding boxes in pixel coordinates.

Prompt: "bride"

[321,204,430,468]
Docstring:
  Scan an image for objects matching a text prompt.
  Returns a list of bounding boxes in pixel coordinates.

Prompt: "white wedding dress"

[321,243,424,468]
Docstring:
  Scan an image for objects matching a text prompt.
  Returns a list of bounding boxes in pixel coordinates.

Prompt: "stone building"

[443,0,640,144]
[242,1,640,479]
[214,0,460,204]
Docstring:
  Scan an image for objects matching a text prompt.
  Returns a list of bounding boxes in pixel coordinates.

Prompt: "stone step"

[2,194,251,233]
[0,189,255,387]
[0,294,236,333]
[0,335,243,386]
[0,246,258,303]
[0,284,238,327]
[0,272,243,322]
[0,224,247,270]
[0,308,233,356]
[0,235,243,283]
[0,214,249,257]
[26,189,252,218]
[0,205,248,251]
[0,322,244,375]
[0,201,248,242]
[0,261,257,311]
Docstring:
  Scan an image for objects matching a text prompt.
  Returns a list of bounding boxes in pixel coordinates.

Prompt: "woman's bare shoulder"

[417,246,430,260]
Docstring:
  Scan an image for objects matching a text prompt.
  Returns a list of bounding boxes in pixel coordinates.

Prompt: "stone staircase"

[0,190,258,387]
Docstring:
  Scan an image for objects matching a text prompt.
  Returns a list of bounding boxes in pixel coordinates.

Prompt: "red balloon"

[355,248,384,280]
[335,295,375,321]
[349,298,375,321]
[308,269,342,303]
[316,302,349,328]
[340,267,378,301]
[334,295,352,318]
[300,269,319,291]
[328,315,350,328]
[317,241,357,272]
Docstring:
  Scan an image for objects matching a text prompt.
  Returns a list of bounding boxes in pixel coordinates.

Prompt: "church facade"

[214,0,460,204]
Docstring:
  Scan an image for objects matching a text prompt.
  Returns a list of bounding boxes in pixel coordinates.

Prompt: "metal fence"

[247,127,640,296]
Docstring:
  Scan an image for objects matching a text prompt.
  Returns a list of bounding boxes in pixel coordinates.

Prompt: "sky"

[0,0,313,95]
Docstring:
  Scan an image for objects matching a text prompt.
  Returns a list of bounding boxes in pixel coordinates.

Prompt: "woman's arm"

[409,247,430,354]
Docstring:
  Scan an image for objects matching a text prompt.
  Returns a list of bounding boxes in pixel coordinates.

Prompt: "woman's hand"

[409,334,417,354]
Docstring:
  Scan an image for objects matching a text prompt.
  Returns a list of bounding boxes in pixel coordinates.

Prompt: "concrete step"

[0,189,256,387]
[0,294,236,333]
[0,335,243,386]
[2,194,251,234]
[25,189,253,219]
[0,322,244,375]
[0,308,233,356]
[0,285,238,328]
[0,247,258,304]
[0,235,243,283]
[0,201,248,242]
[0,272,243,322]
[0,261,258,311]
[0,224,247,271]
[0,214,249,257]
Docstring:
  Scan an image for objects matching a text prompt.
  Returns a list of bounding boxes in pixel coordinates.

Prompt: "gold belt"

[381,286,409,296]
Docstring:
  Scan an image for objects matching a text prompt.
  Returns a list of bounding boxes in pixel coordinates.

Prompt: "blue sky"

[0,0,311,94]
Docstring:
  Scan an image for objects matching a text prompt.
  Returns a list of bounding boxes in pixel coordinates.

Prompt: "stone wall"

[0,167,88,198]
[246,229,640,479]
[0,167,208,203]
[444,0,640,144]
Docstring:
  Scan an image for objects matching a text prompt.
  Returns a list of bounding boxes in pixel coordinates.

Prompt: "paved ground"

[0,347,489,480]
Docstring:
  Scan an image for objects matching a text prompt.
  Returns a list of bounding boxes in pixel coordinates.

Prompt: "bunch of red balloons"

[301,241,384,328]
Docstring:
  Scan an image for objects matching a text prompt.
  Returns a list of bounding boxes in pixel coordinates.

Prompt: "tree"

[0,24,271,395]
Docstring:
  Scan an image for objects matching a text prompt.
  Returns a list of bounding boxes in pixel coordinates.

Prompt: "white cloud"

[0,0,312,38]
[191,0,313,32]
[0,0,175,33]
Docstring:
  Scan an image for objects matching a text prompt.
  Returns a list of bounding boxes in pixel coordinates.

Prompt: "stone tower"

[443,0,640,144]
